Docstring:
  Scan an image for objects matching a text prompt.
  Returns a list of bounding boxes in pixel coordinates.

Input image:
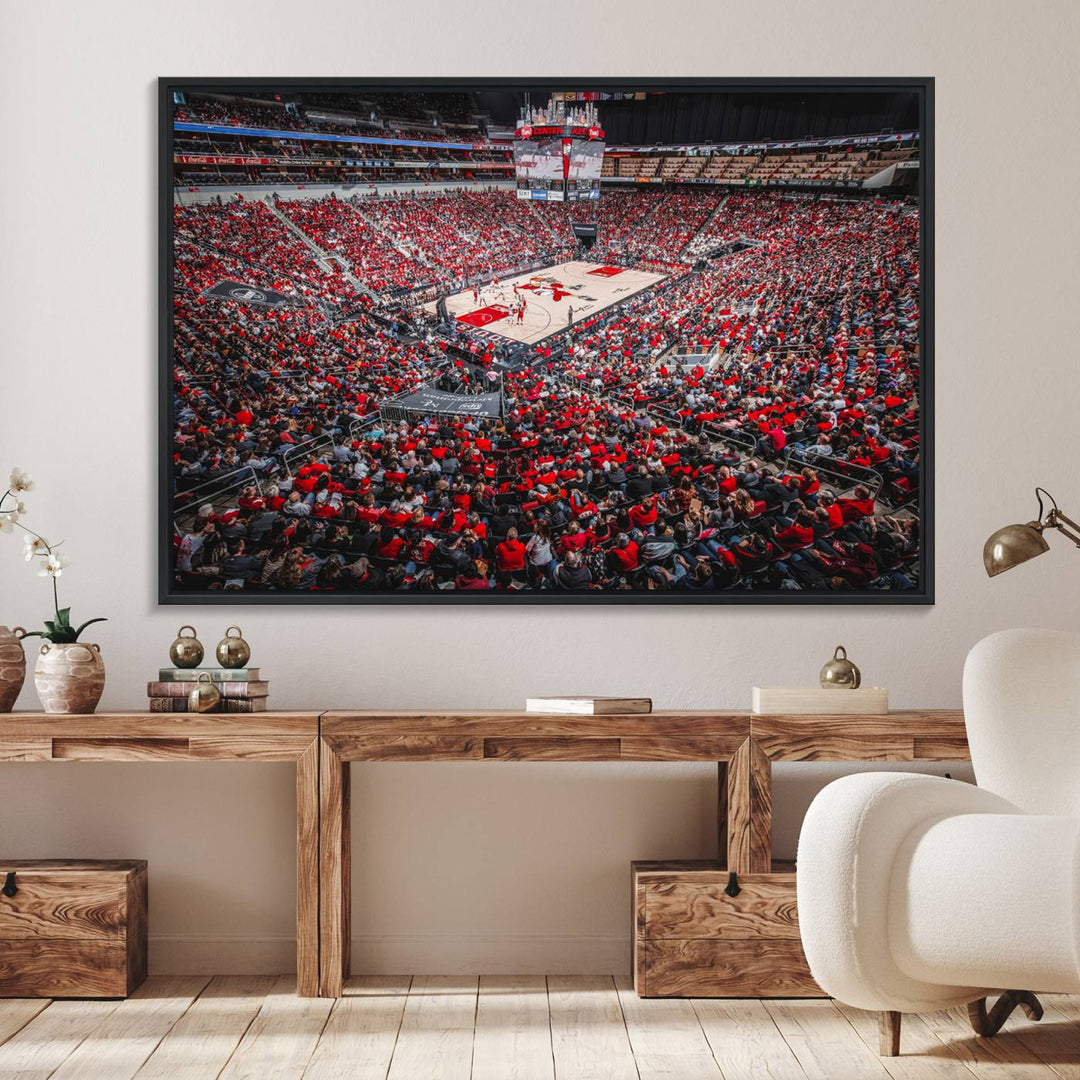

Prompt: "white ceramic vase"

[34,642,106,714]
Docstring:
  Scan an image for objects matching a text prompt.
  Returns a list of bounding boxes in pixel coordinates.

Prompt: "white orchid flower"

[38,553,69,578]
[0,513,15,534]
[23,534,49,560]
[8,468,34,493]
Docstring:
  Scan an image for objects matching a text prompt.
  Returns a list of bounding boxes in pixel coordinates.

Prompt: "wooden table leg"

[296,738,320,997]
[726,738,772,874]
[717,760,728,869]
[319,738,351,997]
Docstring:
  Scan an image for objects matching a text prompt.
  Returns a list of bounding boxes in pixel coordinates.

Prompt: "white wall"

[2,0,1079,975]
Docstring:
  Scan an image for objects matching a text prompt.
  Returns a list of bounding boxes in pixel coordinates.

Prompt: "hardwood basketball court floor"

[422,260,668,346]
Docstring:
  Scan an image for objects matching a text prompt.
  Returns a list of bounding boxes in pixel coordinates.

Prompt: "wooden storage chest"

[632,859,822,998]
[0,859,148,997]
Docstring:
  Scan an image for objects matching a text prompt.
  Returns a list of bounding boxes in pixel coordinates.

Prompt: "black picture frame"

[159,76,934,606]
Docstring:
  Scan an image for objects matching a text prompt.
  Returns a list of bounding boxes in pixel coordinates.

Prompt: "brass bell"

[169,625,204,669]
[188,672,221,713]
[215,626,251,669]
[820,645,861,689]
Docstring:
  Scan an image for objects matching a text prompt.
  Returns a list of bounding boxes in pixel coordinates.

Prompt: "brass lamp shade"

[983,522,1050,577]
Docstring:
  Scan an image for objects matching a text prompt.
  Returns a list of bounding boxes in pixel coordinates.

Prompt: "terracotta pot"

[0,626,27,713]
[34,642,106,715]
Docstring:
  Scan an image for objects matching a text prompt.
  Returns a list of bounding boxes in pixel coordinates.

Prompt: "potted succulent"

[1,468,108,714]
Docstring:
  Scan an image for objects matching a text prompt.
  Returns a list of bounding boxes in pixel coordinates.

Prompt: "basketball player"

[567,305,574,326]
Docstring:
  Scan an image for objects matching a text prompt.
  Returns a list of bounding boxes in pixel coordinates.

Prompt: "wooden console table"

[318,708,969,998]
[0,712,322,997]
[319,710,748,996]
[2,708,971,999]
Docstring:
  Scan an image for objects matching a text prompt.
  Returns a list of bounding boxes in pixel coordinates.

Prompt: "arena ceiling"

[472,88,920,144]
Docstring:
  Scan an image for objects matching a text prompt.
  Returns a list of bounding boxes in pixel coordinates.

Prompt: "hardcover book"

[147,680,269,699]
[525,696,652,715]
[147,696,269,713]
[220,699,267,713]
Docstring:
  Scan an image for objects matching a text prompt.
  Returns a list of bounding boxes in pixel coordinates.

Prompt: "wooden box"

[632,860,822,998]
[0,859,148,998]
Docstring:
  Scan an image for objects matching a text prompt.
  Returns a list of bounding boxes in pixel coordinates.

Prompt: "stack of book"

[148,668,269,713]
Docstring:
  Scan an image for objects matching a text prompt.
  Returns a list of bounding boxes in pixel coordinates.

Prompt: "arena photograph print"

[160,78,932,605]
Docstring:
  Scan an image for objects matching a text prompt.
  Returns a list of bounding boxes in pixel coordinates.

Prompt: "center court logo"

[229,287,267,303]
[205,280,288,307]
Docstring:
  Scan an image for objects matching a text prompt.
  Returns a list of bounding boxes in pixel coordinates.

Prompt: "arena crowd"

[171,185,921,594]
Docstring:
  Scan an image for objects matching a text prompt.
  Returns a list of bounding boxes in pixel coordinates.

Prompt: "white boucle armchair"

[797,628,1080,1056]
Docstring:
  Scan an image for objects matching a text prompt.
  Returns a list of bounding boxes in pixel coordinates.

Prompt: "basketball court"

[424,260,668,346]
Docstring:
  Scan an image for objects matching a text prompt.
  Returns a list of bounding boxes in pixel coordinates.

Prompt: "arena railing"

[282,435,338,477]
[699,421,758,459]
[348,411,385,444]
[172,465,264,536]
[663,347,723,372]
[782,445,884,499]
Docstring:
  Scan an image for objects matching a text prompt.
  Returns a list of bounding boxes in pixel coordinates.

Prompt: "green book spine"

[158,668,261,682]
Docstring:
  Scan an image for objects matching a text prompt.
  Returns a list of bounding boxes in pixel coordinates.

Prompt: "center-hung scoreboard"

[514,122,605,202]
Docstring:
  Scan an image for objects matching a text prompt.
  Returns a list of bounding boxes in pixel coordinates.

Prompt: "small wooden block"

[752,687,889,714]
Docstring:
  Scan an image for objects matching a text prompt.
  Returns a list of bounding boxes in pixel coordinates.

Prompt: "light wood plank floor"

[1,976,1078,1080]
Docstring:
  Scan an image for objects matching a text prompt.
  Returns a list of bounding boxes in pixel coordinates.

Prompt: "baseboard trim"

[149,934,630,975]
[149,936,298,974]
[352,934,630,975]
